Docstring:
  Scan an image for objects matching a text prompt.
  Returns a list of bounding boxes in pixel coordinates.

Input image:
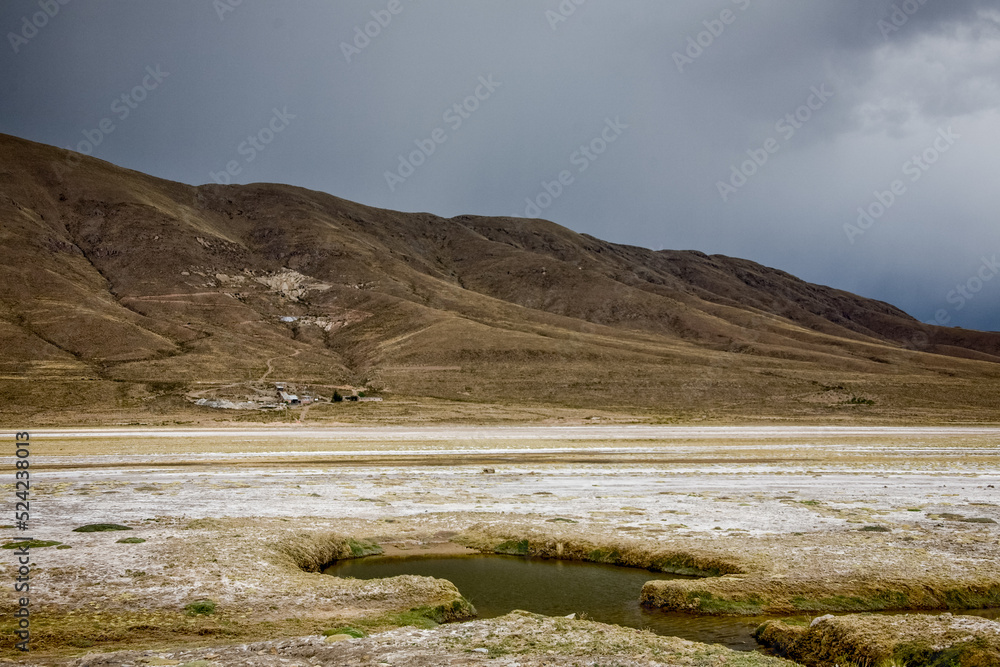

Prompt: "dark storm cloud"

[1,0,998,330]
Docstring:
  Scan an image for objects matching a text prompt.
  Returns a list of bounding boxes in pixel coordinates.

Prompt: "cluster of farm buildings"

[273,383,381,406]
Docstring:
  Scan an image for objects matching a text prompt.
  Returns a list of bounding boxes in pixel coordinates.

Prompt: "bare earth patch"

[66,611,798,667]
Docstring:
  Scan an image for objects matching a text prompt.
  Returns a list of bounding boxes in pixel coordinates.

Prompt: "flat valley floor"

[8,426,1000,665]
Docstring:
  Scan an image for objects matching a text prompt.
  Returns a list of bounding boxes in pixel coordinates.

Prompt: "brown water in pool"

[324,554,1000,652]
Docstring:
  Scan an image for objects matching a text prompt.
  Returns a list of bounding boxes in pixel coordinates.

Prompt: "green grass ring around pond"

[73,523,132,532]
[487,538,738,578]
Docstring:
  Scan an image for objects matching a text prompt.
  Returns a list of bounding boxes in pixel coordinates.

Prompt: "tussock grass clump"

[681,590,767,615]
[860,525,891,532]
[755,613,1000,667]
[644,574,1000,616]
[272,532,384,572]
[789,591,911,612]
[642,585,768,615]
[369,597,477,631]
[893,637,1000,667]
[650,554,740,577]
[459,527,741,577]
[752,620,805,656]
[73,523,132,532]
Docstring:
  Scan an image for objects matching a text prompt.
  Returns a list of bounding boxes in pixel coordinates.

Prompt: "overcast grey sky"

[2,0,999,331]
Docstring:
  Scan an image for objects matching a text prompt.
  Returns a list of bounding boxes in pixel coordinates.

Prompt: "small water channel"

[323,553,766,651]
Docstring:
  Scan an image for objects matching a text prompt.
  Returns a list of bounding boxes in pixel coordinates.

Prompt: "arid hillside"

[1,132,998,425]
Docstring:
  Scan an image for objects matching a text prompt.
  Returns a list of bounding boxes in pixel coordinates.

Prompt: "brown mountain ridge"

[1,132,999,425]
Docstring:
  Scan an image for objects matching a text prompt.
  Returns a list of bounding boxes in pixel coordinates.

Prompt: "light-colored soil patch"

[0,517,474,659]
[66,611,797,667]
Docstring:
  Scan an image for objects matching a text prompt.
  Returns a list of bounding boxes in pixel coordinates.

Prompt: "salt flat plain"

[21,426,1000,536]
[5,426,1000,664]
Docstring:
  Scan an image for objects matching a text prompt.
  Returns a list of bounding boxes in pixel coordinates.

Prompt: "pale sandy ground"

[4,426,1000,665]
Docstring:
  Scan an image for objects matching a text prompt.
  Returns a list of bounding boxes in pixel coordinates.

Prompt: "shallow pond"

[324,554,767,650]
[325,554,1000,652]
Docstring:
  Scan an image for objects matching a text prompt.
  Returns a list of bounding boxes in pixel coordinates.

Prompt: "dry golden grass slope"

[1,132,999,425]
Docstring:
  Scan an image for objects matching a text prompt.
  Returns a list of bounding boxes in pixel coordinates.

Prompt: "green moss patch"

[681,590,767,615]
[495,539,530,555]
[385,609,439,630]
[73,523,132,532]
[322,626,366,638]
[2,540,61,549]
[941,586,1000,609]
[116,537,146,544]
[184,599,217,616]
[377,597,476,630]
[651,554,735,577]
[346,538,382,558]
[894,637,1000,667]
[587,547,623,563]
[791,591,911,613]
